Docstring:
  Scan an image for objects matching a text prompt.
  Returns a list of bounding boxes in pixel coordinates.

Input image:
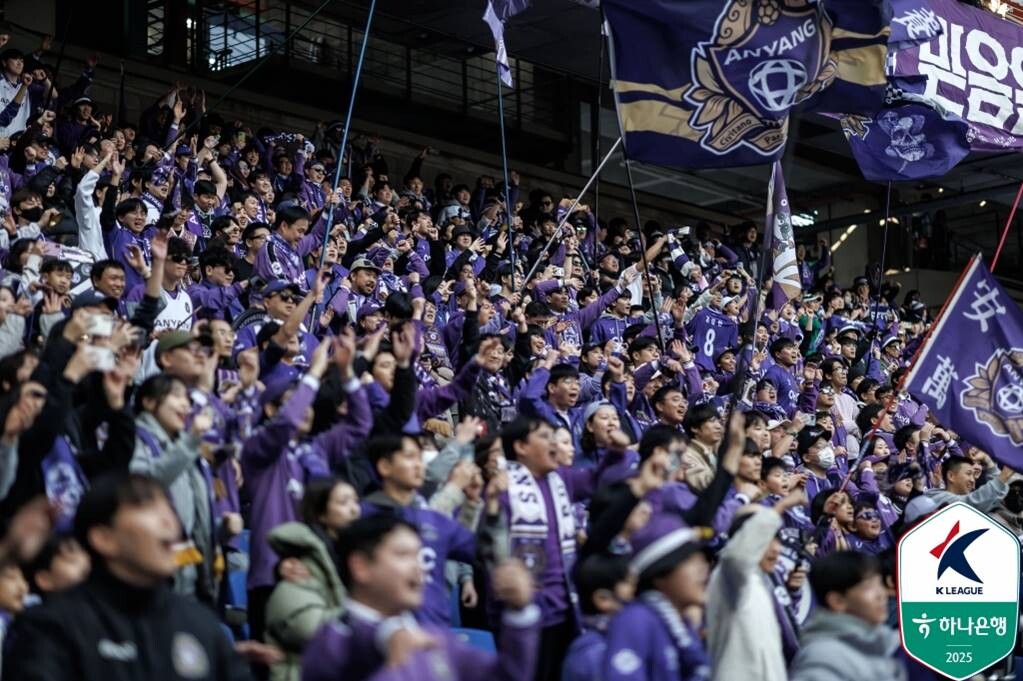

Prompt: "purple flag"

[766,161,800,310]
[603,0,833,169]
[892,0,1023,151]
[905,255,1023,468]
[483,0,530,87]
[839,99,972,181]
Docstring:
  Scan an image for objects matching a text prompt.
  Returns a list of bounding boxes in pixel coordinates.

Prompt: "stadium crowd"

[0,24,1017,681]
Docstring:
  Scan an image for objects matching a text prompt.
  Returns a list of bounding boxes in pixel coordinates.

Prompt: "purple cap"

[357,302,383,320]
[629,514,711,581]
[259,375,299,409]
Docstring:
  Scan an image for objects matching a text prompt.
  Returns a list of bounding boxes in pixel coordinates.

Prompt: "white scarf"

[506,461,575,576]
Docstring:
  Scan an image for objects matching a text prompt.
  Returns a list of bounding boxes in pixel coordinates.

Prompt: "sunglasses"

[819,387,835,395]
[274,293,302,304]
[169,255,189,264]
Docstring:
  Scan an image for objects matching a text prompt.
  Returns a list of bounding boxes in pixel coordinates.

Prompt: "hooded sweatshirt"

[789,610,907,681]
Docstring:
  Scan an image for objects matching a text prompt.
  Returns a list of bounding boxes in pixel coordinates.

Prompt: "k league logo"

[898,502,1020,680]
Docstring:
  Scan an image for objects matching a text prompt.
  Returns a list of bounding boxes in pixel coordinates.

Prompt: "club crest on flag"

[687,0,835,158]
[961,349,1023,446]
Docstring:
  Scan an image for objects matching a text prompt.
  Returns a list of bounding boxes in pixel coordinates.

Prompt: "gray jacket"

[130,413,216,602]
[789,610,907,681]
[925,474,1007,513]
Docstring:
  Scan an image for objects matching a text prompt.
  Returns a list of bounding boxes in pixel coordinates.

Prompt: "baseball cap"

[766,418,792,431]
[73,95,93,107]
[357,302,383,320]
[797,426,833,454]
[175,144,194,157]
[70,290,118,312]
[262,281,302,297]
[350,258,381,273]
[155,330,194,358]
[450,225,473,240]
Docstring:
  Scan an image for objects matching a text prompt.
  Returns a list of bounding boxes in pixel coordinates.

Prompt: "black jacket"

[5,569,251,681]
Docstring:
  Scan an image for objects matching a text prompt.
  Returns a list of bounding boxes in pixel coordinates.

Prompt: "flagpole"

[312,0,378,331]
[864,181,894,378]
[856,254,981,469]
[602,18,663,345]
[990,182,1023,273]
[495,68,517,292]
[730,163,778,405]
[521,137,622,287]
[592,18,607,274]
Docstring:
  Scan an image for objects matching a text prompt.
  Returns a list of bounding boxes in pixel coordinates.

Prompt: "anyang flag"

[906,254,1023,468]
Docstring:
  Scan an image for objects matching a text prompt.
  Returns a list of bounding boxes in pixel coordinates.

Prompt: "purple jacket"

[108,225,154,294]
[603,596,711,681]
[562,616,611,681]
[497,453,623,629]
[361,491,476,625]
[240,377,353,589]
[518,367,588,450]
[186,280,245,321]
[302,603,540,681]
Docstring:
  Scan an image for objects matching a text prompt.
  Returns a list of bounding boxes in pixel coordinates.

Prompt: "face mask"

[421,448,439,467]
[20,206,42,222]
[816,446,835,469]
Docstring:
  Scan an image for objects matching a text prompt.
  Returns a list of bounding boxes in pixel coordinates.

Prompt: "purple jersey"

[689,308,738,372]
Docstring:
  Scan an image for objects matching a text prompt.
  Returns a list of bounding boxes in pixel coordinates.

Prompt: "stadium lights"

[831,223,860,254]
[980,200,988,207]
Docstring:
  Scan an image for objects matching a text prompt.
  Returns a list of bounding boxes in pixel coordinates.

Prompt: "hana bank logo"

[930,520,987,589]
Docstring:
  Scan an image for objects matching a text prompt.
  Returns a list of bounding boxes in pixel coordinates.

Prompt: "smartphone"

[84,346,116,372]
[87,314,114,337]
[553,267,565,278]
[680,225,692,236]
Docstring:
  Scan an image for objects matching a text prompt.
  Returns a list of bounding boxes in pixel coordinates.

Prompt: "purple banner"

[893,0,1023,150]
[906,255,1023,469]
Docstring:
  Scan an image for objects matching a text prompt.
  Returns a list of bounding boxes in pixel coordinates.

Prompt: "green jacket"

[264,522,347,681]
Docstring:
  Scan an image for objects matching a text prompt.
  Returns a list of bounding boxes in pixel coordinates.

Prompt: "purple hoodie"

[240,375,356,589]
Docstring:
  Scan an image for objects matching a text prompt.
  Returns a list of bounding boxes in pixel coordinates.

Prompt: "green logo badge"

[898,502,1020,680]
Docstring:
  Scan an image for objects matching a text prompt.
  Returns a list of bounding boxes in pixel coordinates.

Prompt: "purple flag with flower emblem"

[906,255,1023,469]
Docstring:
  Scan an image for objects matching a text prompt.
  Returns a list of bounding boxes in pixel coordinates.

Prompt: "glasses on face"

[169,255,189,264]
[275,293,301,304]
[541,199,553,206]
[856,510,880,521]
[184,343,212,357]
[250,232,270,242]
[819,387,835,395]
